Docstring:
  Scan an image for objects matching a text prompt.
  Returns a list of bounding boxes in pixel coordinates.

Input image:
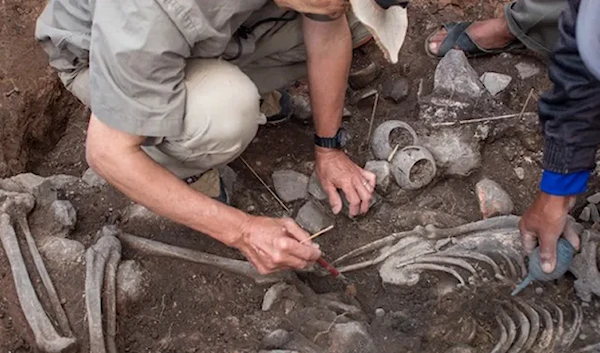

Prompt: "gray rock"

[480,72,512,96]
[590,204,600,223]
[434,50,485,99]
[515,62,540,79]
[514,167,525,180]
[329,321,379,353]
[349,62,381,89]
[364,161,392,194]
[117,260,146,308]
[49,200,77,236]
[295,201,333,234]
[272,170,309,203]
[9,173,57,205]
[261,329,292,350]
[475,178,514,218]
[82,168,107,188]
[39,236,85,270]
[421,129,481,177]
[218,165,237,193]
[381,77,409,103]
[579,206,591,222]
[308,172,328,201]
[262,282,292,312]
[291,94,312,121]
[45,174,81,190]
[587,192,600,204]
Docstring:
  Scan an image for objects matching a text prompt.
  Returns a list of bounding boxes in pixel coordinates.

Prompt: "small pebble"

[246,205,256,213]
[588,192,600,204]
[535,287,543,295]
[60,298,67,305]
[579,334,588,340]
[375,308,385,318]
[580,206,592,222]
[514,167,525,180]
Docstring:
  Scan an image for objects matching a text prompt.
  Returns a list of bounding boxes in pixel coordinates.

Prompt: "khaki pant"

[67,6,370,179]
[505,0,567,58]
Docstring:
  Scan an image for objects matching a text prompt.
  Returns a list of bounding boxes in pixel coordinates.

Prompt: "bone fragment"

[338,237,433,273]
[551,303,565,344]
[0,214,76,353]
[334,215,519,264]
[490,316,509,353]
[395,255,478,278]
[499,309,517,353]
[442,251,506,281]
[17,217,73,337]
[499,253,518,280]
[85,234,121,353]
[561,303,583,349]
[507,304,530,353]
[118,231,291,285]
[401,263,466,286]
[530,303,554,353]
[513,299,539,351]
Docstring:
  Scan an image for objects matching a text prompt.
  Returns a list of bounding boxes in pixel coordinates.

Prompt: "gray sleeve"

[89,0,191,137]
[577,0,600,81]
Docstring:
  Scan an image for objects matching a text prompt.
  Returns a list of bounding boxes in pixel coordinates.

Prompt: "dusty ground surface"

[2,0,600,352]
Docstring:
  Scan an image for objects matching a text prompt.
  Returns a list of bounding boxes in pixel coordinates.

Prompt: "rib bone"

[514,299,539,351]
[560,303,583,349]
[490,316,509,353]
[117,230,291,285]
[530,303,554,353]
[441,251,505,281]
[507,303,530,353]
[85,234,121,353]
[334,215,520,264]
[499,309,517,353]
[0,214,76,353]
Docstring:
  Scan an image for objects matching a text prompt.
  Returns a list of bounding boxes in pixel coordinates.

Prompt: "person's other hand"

[233,216,322,274]
[519,191,580,273]
[315,147,376,217]
[274,0,349,18]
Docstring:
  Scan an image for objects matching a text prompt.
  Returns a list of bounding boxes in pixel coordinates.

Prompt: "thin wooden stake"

[240,157,291,214]
[518,88,535,120]
[301,224,334,244]
[364,93,379,147]
[430,112,537,127]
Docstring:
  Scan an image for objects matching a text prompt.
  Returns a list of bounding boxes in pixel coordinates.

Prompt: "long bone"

[0,214,77,353]
[2,190,73,337]
[116,229,292,285]
[334,215,519,264]
[85,233,121,353]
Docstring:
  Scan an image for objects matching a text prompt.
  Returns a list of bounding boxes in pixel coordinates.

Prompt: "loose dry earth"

[2,0,600,352]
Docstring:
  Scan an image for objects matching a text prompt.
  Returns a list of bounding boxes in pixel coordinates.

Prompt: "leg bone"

[0,214,76,353]
[117,231,291,285]
[85,234,121,353]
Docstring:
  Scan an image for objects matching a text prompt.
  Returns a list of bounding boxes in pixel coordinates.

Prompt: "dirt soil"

[2,0,600,352]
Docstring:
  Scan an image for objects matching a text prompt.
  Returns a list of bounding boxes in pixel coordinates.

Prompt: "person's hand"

[233,216,322,275]
[274,0,349,18]
[315,147,376,217]
[519,191,580,273]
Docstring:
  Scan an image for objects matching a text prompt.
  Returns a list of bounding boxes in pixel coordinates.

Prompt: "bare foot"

[428,17,516,55]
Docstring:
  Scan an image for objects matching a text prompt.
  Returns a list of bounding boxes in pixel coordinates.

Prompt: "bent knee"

[181,59,265,160]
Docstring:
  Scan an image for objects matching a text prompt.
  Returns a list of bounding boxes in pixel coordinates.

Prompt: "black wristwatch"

[314,128,348,149]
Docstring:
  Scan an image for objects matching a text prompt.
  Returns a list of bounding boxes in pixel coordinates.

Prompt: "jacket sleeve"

[538,0,600,195]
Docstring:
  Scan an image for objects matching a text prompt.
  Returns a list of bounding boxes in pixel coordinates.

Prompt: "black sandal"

[424,21,524,58]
